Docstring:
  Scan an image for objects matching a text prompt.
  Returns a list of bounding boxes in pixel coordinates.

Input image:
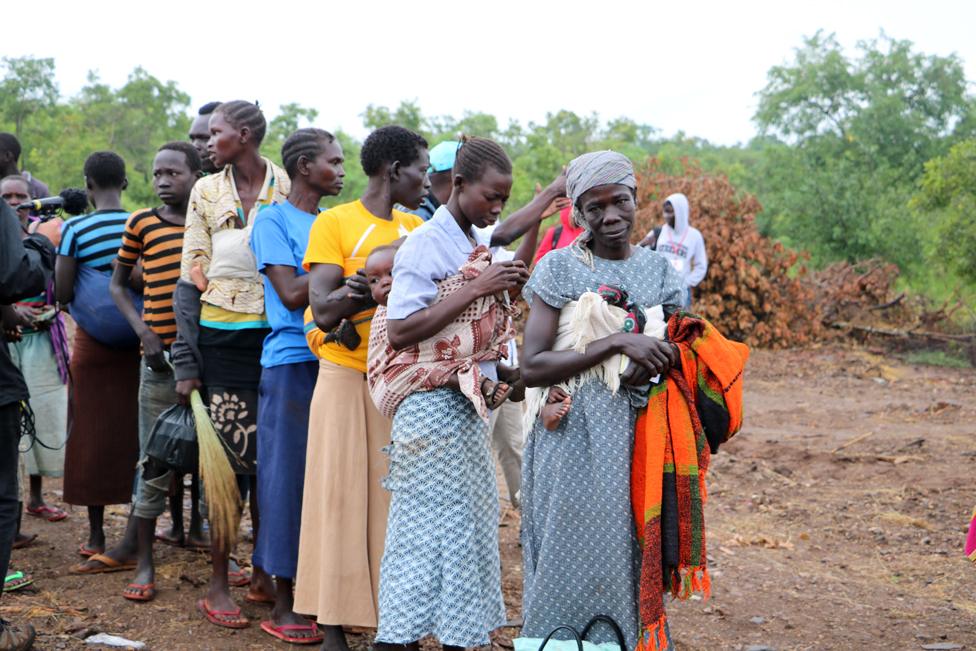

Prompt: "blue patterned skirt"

[376,388,506,646]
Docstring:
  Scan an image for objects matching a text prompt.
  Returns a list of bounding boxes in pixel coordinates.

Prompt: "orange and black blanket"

[631,313,749,651]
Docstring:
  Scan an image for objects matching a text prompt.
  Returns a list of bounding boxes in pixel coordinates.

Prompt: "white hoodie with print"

[653,192,707,288]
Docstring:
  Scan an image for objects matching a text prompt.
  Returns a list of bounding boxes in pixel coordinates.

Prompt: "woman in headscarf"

[519,151,685,650]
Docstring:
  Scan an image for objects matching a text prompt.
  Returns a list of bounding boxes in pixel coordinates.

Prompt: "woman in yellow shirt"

[172,100,290,629]
[295,126,428,651]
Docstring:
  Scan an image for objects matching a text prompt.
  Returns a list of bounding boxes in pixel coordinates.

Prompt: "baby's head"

[365,245,397,307]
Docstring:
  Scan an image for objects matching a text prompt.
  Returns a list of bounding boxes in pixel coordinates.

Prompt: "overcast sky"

[7,0,975,145]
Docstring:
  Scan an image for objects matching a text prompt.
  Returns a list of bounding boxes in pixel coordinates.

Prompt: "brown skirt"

[62,326,141,506]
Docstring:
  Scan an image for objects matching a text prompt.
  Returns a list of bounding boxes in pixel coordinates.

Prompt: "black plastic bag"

[144,403,198,474]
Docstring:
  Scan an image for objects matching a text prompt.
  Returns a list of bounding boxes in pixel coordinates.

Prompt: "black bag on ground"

[144,403,198,474]
[516,615,629,651]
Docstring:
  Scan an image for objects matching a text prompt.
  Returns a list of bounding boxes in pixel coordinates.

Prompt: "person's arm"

[251,212,311,311]
[111,264,166,369]
[308,263,372,333]
[54,255,77,306]
[0,205,55,304]
[179,185,212,284]
[488,172,566,248]
[171,280,203,404]
[519,298,677,388]
[265,266,309,311]
[386,261,529,351]
[686,234,708,287]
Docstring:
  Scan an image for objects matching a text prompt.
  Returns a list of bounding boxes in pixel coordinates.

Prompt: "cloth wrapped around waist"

[522,291,666,433]
[367,246,516,422]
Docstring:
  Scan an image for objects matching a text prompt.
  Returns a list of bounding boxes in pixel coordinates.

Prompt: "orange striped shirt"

[116,208,185,346]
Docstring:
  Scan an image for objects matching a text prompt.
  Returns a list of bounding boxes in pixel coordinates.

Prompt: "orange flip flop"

[122,582,156,602]
[70,553,137,575]
[198,599,249,629]
[260,621,323,645]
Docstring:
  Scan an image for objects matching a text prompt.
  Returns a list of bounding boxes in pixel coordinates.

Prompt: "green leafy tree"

[912,139,976,284]
[753,31,975,276]
[261,102,319,161]
[0,56,59,167]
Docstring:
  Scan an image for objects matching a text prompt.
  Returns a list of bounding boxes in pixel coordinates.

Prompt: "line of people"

[0,100,736,651]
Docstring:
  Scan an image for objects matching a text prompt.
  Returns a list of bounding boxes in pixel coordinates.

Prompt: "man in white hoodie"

[645,192,707,308]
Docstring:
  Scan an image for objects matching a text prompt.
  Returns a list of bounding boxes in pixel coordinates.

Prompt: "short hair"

[0,133,21,161]
[0,174,29,191]
[360,126,428,177]
[214,100,267,145]
[366,244,398,264]
[454,135,512,182]
[281,128,336,179]
[83,151,127,189]
[157,141,202,172]
[198,101,222,116]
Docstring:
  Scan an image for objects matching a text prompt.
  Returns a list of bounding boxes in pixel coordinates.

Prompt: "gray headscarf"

[564,150,637,265]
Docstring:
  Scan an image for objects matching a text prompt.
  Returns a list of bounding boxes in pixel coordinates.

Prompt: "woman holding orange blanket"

[519,151,684,650]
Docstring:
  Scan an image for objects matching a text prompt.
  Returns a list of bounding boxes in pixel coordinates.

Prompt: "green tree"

[912,139,976,284]
[753,31,975,276]
[0,56,59,166]
[261,102,319,161]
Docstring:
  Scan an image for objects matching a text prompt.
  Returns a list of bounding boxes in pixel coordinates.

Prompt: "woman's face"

[578,184,636,249]
[207,111,247,168]
[663,201,675,228]
[457,166,512,229]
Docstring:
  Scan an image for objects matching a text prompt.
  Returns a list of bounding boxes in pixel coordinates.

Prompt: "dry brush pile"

[633,159,824,348]
[632,159,972,351]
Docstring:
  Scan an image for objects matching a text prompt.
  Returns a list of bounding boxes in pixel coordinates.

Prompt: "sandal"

[122,582,156,602]
[25,504,67,522]
[244,590,274,605]
[482,379,513,410]
[69,553,137,575]
[197,598,248,629]
[260,620,324,645]
[228,568,251,587]
[77,543,102,557]
[3,571,33,593]
[0,619,35,650]
[154,530,184,547]
[12,534,37,550]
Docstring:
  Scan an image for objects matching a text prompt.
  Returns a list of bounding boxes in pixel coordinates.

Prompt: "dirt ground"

[3,345,975,650]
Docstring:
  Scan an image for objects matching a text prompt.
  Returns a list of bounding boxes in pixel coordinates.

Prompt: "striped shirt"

[116,208,185,346]
[58,209,130,272]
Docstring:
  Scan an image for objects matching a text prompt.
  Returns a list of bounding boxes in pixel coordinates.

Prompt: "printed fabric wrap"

[631,313,749,651]
[368,245,516,422]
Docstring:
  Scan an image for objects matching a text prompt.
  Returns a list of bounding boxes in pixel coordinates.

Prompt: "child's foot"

[481,378,513,410]
[541,389,572,431]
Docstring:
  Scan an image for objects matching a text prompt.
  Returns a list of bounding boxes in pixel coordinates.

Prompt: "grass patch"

[902,349,972,369]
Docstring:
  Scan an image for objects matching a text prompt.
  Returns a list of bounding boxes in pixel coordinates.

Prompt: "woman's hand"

[613,334,678,377]
[470,261,530,298]
[175,378,202,406]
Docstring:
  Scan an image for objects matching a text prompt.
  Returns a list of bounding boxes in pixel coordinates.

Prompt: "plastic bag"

[144,403,198,474]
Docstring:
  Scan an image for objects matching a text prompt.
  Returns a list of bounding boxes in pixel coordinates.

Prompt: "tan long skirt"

[294,359,391,627]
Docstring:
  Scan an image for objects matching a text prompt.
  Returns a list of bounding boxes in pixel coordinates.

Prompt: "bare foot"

[320,624,351,651]
[541,389,572,431]
[481,378,513,410]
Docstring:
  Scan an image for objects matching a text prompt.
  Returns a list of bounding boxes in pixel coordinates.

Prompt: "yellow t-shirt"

[302,200,423,372]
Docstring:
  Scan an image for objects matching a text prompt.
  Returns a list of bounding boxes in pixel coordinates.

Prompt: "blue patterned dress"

[520,246,683,651]
[376,388,506,646]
